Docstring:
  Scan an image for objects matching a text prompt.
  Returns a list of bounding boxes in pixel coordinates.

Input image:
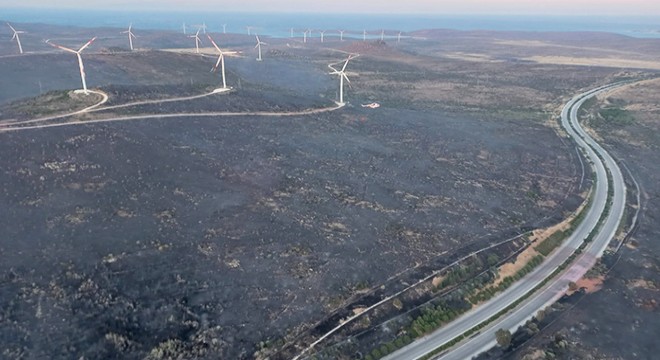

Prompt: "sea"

[2,8,660,39]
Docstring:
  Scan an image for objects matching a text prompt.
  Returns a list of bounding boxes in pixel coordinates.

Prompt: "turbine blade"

[78,37,97,52]
[47,41,77,53]
[7,23,16,32]
[207,34,222,52]
[341,58,351,72]
[212,55,222,72]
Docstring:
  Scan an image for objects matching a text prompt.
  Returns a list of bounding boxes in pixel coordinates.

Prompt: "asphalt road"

[384,84,628,360]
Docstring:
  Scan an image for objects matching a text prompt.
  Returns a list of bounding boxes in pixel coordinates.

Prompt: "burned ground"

[0,24,657,359]
[0,103,578,359]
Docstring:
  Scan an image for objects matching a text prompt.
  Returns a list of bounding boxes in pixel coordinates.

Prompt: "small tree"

[568,281,579,291]
[536,309,546,322]
[495,328,512,348]
[380,344,389,356]
[487,253,500,267]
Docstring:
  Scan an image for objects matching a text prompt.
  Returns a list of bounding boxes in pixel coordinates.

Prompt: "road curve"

[384,84,627,360]
[0,89,228,129]
[0,103,345,133]
[0,90,109,128]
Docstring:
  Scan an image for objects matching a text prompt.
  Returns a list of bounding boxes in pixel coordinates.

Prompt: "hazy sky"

[4,0,660,16]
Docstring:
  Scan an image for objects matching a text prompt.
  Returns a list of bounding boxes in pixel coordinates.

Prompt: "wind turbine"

[207,34,238,92]
[397,31,402,43]
[246,26,253,35]
[381,29,385,41]
[193,23,207,34]
[320,30,326,43]
[121,23,137,51]
[329,54,358,106]
[339,30,345,41]
[182,22,187,34]
[363,29,367,41]
[46,37,97,95]
[222,24,227,34]
[189,29,202,53]
[290,28,294,38]
[255,35,267,61]
[303,30,308,43]
[7,23,25,54]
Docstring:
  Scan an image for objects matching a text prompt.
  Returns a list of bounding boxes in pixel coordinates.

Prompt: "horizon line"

[3,7,660,17]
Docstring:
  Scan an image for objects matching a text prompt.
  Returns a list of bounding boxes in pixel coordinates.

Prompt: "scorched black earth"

[0,104,576,359]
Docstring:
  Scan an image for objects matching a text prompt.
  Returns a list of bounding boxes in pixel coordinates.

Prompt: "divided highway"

[384,84,627,360]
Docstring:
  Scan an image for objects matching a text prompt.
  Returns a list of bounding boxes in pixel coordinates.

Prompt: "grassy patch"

[597,107,636,127]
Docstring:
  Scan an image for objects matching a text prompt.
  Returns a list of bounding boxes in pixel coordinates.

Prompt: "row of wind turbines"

[292,28,404,43]
[180,22,403,43]
[5,22,361,105]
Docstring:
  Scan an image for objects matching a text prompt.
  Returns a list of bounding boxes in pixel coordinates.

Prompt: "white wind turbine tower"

[222,24,227,34]
[339,30,345,41]
[246,26,253,35]
[363,29,367,41]
[121,23,137,51]
[207,34,238,92]
[329,54,358,106]
[255,35,267,61]
[193,23,207,34]
[303,30,308,43]
[46,37,97,95]
[7,23,25,54]
[380,29,385,41]
[320,30,326,43]
[397,31,402,43]
[182,22,187,34]
[290,28,294,38]
[189,29,202,53]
